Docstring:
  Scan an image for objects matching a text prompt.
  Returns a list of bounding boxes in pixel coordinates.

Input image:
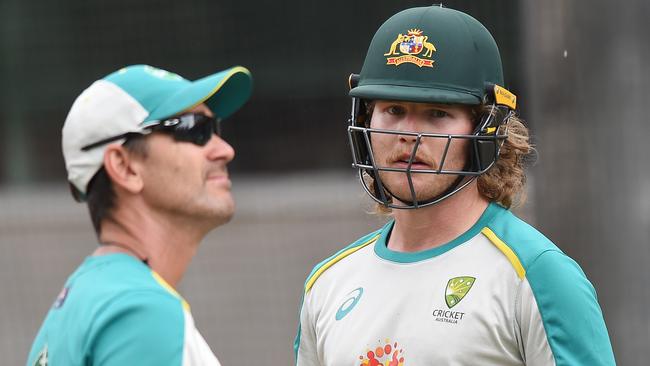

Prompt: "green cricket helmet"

[347,5,517,209]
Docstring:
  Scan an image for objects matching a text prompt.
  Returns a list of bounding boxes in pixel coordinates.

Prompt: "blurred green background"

[1,0,648,365]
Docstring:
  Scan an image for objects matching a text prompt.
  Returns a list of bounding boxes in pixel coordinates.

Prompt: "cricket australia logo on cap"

[384,29,436,68]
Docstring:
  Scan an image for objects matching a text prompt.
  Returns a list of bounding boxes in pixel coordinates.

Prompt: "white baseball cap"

[62,64,253,200]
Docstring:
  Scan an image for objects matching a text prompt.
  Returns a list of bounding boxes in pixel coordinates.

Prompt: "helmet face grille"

[347,85,514,209]
[348,123,506,209]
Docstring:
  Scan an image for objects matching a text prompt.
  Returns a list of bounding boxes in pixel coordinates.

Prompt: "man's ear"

[103,145,144,196]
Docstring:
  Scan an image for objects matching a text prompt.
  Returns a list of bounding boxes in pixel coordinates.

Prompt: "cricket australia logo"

[445,276,475,308]
[432,276,476,324]
[384,29,436,68]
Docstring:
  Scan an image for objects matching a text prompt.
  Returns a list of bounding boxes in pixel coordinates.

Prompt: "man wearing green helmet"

[295,6,615,366]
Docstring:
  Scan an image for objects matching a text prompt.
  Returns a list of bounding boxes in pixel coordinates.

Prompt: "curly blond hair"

[477,111,533,208]
[365,105,535,212]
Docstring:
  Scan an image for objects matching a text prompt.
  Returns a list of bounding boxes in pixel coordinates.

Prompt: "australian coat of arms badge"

[384,29,436,68]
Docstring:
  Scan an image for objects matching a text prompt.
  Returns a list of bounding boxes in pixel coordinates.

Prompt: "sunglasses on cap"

[81,113,221,151]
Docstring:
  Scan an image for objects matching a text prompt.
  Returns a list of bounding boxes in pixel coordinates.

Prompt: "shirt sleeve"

[517,276,555,365]
[519,250,616,366]
[89,291,186,366]
[295,291,320,366]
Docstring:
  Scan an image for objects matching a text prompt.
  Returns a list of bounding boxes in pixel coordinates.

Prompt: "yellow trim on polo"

[305,234,380,293]
[152,271,191,311]
[481,227,526,279]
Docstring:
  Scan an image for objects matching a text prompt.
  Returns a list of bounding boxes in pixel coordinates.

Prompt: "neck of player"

[92,199,212,289]
[388,180,489,253]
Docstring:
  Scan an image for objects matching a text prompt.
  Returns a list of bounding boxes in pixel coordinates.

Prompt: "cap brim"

[349,84,481,105]
[147,66,253,122]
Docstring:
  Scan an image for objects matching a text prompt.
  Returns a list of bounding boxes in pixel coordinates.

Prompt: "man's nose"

[397,114,421,142]
[205,134,235,162]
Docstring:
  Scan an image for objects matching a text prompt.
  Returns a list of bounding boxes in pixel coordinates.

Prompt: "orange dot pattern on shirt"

[359,340,405,366]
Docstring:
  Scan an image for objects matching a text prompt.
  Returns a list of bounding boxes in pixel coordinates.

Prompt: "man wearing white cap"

[26,64,253,366]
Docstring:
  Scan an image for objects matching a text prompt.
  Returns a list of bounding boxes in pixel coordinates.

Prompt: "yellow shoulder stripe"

[305,234,380,293]
[481,227,526,279]
[152,271,191,311]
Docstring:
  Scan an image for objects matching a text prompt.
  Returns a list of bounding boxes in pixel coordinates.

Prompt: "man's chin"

[213,211,234,227]
[212,200,235,224]
[379,179,449,203]
[195,195,235,227]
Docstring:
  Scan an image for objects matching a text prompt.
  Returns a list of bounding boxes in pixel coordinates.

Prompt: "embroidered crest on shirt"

[431,276,476,324]
[445,276,476,308]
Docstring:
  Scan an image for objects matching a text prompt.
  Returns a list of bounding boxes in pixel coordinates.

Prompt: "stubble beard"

[194,190,235,229]
[372,137,471,203]
[377,170,461,203]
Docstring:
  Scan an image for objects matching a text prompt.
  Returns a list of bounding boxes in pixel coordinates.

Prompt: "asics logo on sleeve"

[335,287,364,321]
